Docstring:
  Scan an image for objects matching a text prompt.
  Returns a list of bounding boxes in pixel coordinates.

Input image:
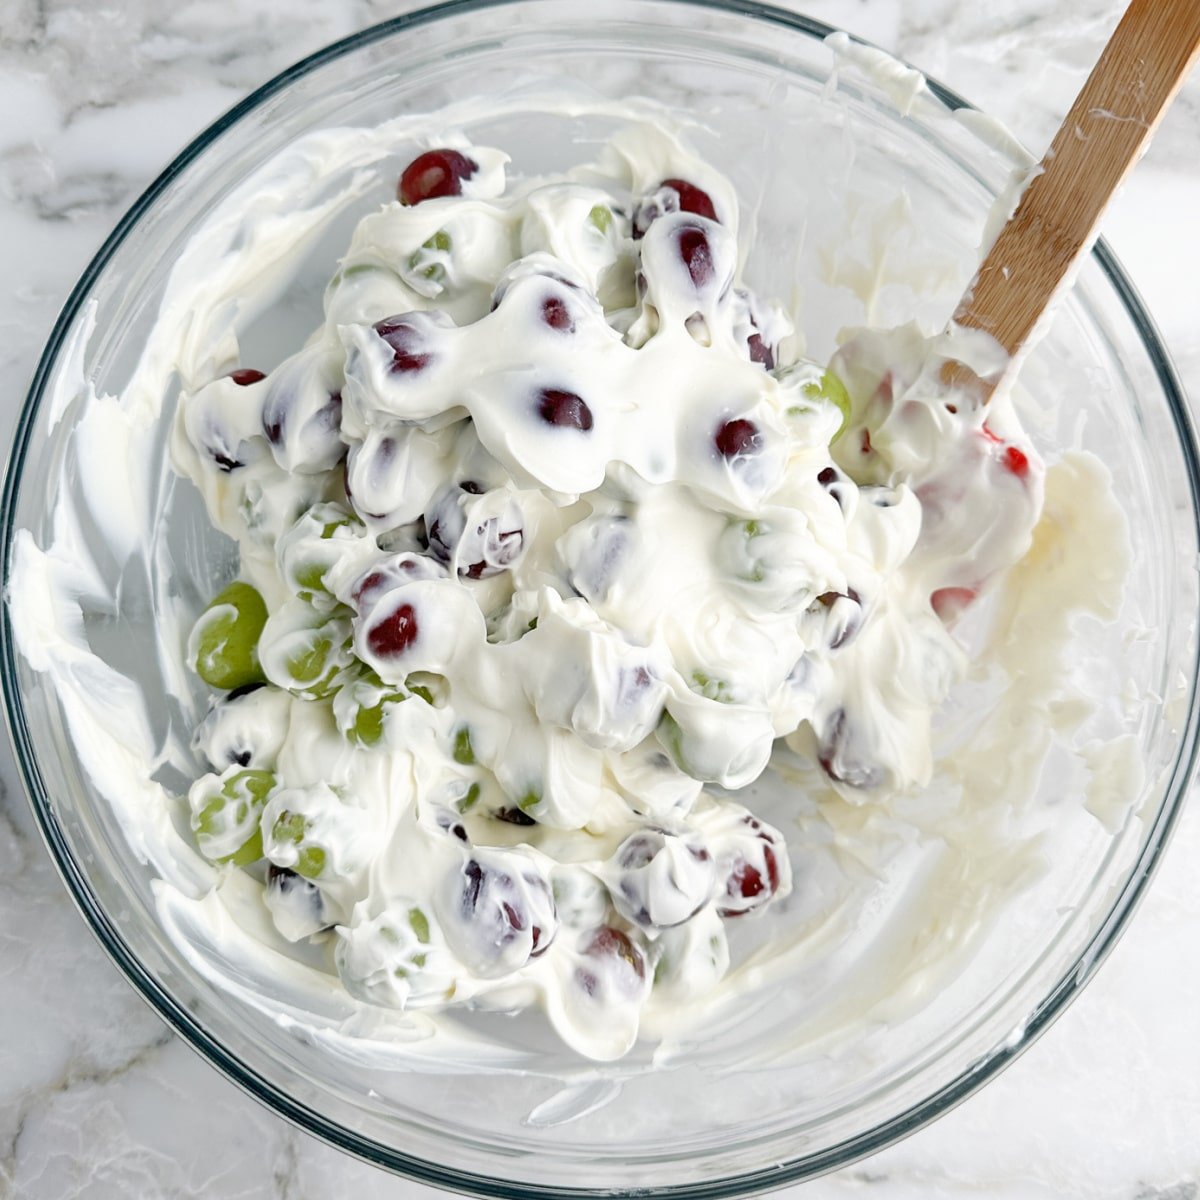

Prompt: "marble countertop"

[1,1,1198,1197]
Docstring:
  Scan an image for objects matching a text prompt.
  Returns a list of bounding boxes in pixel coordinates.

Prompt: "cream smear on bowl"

[8,50,1135,1085]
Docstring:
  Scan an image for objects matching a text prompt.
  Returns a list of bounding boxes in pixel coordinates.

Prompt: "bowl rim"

[3,0,1199,1195]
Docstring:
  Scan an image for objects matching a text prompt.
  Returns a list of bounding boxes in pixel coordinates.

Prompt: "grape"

[537,388,594,432]
[408,907,432,946]
[812,588,863,650]
[348,695,391,745]
[659,178,717,221]
[270,809,327,878]
[278,502,363,604]
[373,316,433,375]
[366,601,419,658]
[336,903,452,1007]
[573,926,648,1000]
[541,295,574,332]
[564,924,653,1060]
[931,586,977,623]
[438,850,557,978]
[264,863,332,941]
[714,418,762,460]
[690,670,735,704]
[457,782,483,813]
[493,806,537,827]
[550,867,609,930]
[587,204,613,234]
[398,149,478,205]
[228,368,266,386]
[747,333,774,369]
[262,385,343,473]
[189,581,269,691]
[348,553,447,609]
[715,813,787,918]
[405,229,453,293]
[676,224,714,288]
[332,665,408,746]
[286,634,347,698]
[632,178,717,238]
[190,768,275,866]
[424,485,468,563]
[635,212,735,328]
[452,726,475,765]
[607,827,716,930]
[655,696,774,789]
[800,369,851,441]
[192,682,291,771]
[258,598,354,700]
[816,707,883,789]
[561,514,633,604]
[489,254,590,312]
[425,483,525,579]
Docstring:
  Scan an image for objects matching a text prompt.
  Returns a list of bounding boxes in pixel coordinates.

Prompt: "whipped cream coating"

[8,81,1135,1087]
[151,121,1048,1061]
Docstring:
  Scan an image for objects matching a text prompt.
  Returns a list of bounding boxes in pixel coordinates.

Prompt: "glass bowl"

[3,1,1198,1195]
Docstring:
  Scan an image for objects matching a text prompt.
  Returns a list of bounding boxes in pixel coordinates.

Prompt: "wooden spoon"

[946,0,1200,398]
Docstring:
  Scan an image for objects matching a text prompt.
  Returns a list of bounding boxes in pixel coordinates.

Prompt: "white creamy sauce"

[825,31,931,119]
[9,65,1134,1092]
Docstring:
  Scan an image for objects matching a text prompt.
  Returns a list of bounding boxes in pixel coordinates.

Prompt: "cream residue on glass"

[8,81,1130,1074]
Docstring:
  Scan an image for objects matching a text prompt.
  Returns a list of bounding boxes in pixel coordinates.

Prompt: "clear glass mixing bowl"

[3,1,1199,1195]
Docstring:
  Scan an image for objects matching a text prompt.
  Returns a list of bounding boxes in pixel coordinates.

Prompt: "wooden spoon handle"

[951,0,1200,396]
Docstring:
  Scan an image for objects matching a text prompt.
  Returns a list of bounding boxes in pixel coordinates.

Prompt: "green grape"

[334,664,408,747]
[192,769,275,866]
[191,581,268,690]
[459,782,482,812]
[733,520,768,583]
[406,672,447,707]
[452,727,475,765]
[657,711,690,774]
[299,846,326,877]
[587,204,613,234]
[384,907,434,977]
[285,632,342,698]
[280,502,362,602]
[320,516,353,540]
[350,698,389,746]
[293,563,328,596]
[263,603,354,700]
[408,907,431,944]
[408,907,431,968]
[690,670,734,704]
[274,810,306,842]
[407,229,452,284]
[272,809,326,878]
[800,369,852,442]
[350,688,405,745]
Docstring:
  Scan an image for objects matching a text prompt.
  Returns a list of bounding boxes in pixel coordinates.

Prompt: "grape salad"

[168,122,1044,1060]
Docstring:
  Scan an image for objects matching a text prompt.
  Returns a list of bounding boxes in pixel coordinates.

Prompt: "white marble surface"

[1,1,1198,1196]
